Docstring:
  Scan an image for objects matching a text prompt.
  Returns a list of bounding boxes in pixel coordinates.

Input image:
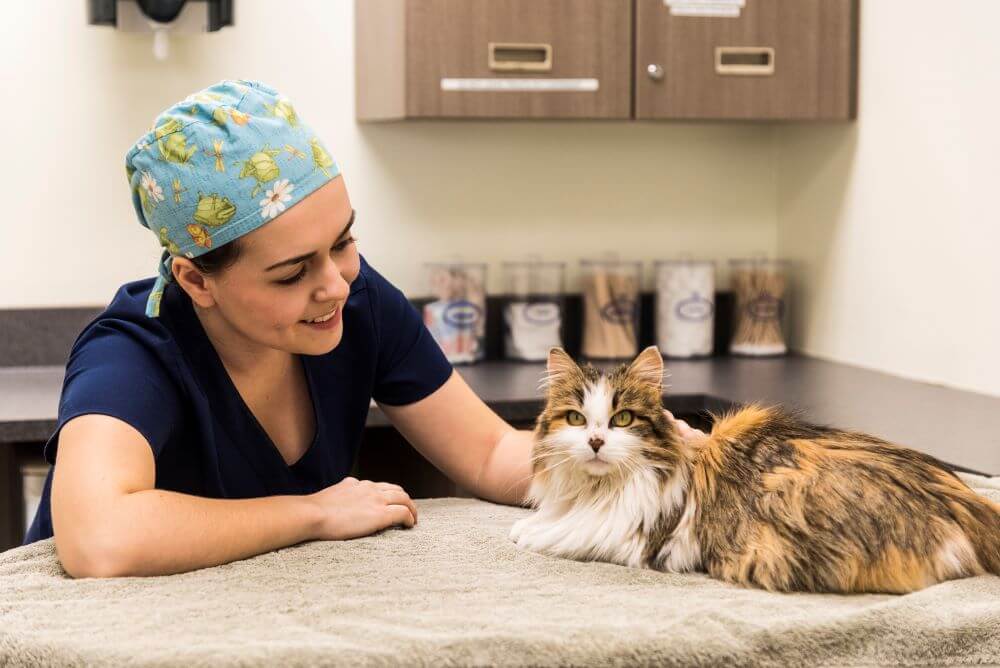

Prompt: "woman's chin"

[293,323,344,355]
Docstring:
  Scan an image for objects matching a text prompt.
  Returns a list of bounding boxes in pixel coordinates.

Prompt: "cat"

[509,346,1000,593]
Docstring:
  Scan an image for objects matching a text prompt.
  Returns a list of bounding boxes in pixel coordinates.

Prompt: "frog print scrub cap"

[125,79,340,317]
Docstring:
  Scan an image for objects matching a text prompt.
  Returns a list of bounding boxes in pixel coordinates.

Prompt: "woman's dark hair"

[189,238,243,275]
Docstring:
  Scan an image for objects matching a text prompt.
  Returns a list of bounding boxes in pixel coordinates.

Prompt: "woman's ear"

[171,257,217,309]
[627,345,664,387]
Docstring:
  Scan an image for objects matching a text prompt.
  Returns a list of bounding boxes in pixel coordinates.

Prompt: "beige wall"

[0,0,776,307]
[4,1,996,397]
[777,0,1000,397]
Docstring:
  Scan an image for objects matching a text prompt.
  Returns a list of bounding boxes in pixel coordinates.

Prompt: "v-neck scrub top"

[23,256,453,545]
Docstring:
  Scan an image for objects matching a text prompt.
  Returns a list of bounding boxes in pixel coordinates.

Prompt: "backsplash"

[0,292,735,367]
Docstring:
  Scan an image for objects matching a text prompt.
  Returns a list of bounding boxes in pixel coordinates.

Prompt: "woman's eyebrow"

[264,209,356,272]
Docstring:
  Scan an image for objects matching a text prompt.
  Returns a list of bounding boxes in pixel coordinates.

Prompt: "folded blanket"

[1,473,998,667]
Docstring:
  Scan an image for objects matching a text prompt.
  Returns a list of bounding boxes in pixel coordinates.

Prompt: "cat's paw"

[509,517,530,543]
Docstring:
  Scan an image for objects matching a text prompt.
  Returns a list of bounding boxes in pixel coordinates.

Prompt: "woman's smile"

[301,304,343,330]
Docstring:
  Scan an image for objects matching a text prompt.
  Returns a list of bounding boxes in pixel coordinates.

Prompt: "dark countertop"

[2,355,997,475]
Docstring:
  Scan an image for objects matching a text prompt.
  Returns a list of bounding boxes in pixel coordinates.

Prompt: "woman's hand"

[308,477,418,541]
[664,409,708,442]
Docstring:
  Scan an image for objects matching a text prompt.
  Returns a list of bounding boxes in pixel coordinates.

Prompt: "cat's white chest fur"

[510,469,701,572]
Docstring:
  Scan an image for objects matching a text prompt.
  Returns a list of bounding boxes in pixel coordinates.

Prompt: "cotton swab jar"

[654,259,715,358]
[580,258,642,360]
[502,260,565,362]
[728,258,790,356]
[423,262,488,364]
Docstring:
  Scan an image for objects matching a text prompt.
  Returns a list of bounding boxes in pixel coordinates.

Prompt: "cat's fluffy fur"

[510,346,1000,593]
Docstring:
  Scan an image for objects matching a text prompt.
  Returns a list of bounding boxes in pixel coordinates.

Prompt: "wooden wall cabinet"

[356,0,634,120]
[356,0,859,122]
[635,0,858,120]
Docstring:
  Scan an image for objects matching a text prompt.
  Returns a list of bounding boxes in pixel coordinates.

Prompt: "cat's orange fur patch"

[710,404,776,441]
[847,544,937,593]
[733,524,795,591]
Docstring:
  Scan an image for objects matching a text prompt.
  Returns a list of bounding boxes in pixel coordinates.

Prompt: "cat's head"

[533,346,681,485]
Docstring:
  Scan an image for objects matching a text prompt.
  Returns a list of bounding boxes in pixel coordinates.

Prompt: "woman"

[25,80,702,578]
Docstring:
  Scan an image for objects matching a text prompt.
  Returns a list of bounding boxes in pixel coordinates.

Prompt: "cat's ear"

[543,347,579,388]
[627,345,664,387]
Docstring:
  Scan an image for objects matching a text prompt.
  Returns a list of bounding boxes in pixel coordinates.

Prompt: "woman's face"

[199,175,360,357]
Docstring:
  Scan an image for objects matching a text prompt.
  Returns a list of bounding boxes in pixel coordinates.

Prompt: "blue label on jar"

[523,302,561,326]
[746,294,784,321]
[600,297,636,325]
[442,300,483,330]
[675,293,714,322]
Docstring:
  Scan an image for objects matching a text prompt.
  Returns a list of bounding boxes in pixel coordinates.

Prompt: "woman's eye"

[611,410,634,427]
[333,236,356,252]
[566,411,586,426]
[277,267,306,285]
[276,238,356,286]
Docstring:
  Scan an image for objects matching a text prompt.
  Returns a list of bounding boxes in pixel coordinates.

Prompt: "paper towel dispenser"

[87,0,234,60]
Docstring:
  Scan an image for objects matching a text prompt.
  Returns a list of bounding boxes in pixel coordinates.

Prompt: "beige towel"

[2,473,999,667]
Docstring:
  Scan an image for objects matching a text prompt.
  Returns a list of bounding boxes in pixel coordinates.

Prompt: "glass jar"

[728,258,790,356]
[423,262,488,364]
[502,260,565,361]
[654,259,715,358]
[580,258,642,360]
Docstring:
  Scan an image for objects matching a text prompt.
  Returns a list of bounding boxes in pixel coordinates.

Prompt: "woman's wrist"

[295,493,326,542]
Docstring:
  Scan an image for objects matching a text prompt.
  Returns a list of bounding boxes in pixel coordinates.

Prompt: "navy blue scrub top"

[23,255,453,545]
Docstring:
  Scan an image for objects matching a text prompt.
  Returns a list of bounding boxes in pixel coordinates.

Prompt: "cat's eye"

[611,410,634,428]
[566,411,586,426]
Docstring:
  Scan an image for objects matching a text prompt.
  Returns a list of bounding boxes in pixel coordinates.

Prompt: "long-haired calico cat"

[510,346,1000,593]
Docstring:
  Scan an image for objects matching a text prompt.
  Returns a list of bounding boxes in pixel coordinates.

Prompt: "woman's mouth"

[301,305,341,330]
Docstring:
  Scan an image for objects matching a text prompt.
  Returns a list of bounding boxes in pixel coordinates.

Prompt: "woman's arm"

[53,414,325,578]
[378,371,534,507]
[54,415,422,578]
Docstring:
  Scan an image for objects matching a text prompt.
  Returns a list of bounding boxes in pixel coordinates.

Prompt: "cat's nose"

[588,436,604,451]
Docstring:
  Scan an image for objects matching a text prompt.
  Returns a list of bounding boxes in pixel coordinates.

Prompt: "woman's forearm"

[64,489,322,578]
[475,428,534,507]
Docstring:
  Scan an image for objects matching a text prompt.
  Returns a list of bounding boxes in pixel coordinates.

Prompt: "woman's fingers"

[663,409,707,440]
[386,504,416,528]
[382,489,418,523]
[376,482,404,493]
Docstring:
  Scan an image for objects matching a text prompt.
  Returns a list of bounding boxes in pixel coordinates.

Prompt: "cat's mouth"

[582,454,613,475]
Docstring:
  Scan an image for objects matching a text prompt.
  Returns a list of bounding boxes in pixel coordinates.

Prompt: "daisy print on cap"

[141,171,165,205]
[260,179,295,219]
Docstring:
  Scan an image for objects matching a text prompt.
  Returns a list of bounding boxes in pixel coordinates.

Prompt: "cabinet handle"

[715,47,775,76]
[647,64,665,81]
[488,42,553,72]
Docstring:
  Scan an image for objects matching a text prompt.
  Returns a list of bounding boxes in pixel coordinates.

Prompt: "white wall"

[0,1,776,307]
[777,0,1000,397]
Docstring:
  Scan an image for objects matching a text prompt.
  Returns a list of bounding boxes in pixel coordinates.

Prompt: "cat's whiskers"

[511,452,574,491]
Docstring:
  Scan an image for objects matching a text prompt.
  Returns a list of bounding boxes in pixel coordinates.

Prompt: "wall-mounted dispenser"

[88,1,234,61]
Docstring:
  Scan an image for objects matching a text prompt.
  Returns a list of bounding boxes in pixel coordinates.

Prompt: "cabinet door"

[635,0,857,120]
[406,0,632,119]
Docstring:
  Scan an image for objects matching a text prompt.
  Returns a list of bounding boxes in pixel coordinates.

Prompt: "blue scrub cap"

[125,79,340,317]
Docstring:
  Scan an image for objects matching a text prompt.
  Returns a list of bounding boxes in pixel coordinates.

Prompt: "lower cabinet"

[1,444,48,552]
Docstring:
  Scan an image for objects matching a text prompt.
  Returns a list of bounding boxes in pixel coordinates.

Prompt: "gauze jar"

[502,261,565,362]
[654,260,715,358]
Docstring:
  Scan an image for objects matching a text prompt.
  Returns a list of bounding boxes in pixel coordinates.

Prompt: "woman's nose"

[315,257,351,303]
